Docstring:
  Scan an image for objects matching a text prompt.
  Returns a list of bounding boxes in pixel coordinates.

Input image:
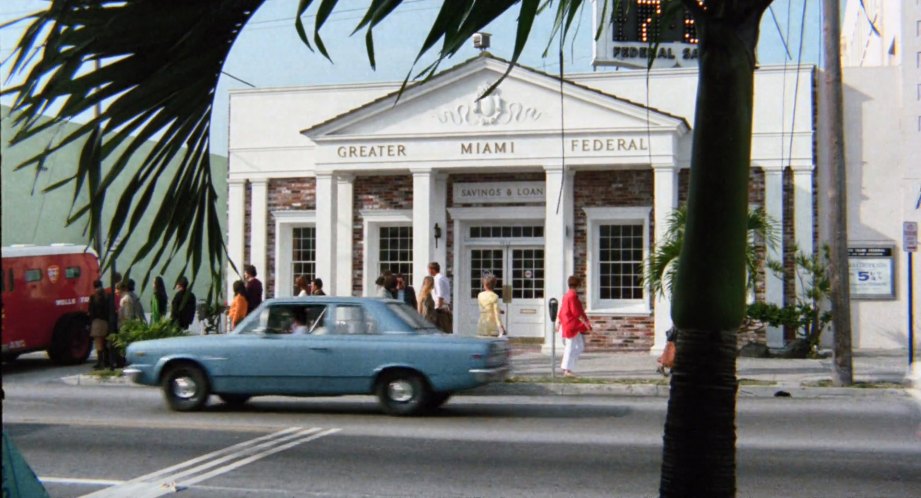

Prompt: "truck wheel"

[48,315,92,365]
[376,370,431,416]
[162,363,210,412]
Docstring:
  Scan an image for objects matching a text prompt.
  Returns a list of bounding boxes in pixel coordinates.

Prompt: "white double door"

[461,244,545,338]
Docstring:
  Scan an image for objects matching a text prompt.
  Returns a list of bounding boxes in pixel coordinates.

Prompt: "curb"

[470,382,909,399]
[62,374,910,400]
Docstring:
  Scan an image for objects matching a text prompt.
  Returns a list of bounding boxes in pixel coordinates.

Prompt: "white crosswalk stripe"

[78,426,340,498]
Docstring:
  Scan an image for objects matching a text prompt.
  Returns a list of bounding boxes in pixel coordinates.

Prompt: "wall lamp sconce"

[434,223,442,248]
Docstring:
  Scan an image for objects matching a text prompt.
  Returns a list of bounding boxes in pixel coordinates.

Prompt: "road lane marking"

[180,428,341,487]
[41,477,124,486]
[79,426,340,498]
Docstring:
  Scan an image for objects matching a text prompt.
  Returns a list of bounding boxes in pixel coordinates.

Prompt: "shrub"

[197,300,227,335]
[109,319,187,356]
[746,246,832,355]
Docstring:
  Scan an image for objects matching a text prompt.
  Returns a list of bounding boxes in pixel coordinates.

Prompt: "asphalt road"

[3,356,921,497]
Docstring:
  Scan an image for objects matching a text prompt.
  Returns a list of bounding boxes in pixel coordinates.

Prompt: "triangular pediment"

[302,54,688,141]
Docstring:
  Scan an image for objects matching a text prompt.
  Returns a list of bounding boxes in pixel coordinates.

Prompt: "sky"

[1,0,827,155]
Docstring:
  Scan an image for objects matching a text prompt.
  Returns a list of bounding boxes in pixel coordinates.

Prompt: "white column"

[250,179,268,296]
[792,166,815,297]
[226,179,247,297]
[542,164,573,352]
[652,163,679,353]
[336,175,354,296]
[763,166,785,348]
[315,173,338,295]
[411,170,447,279]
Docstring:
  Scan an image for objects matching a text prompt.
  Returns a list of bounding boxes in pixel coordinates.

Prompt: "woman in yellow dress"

[477,275,505,337]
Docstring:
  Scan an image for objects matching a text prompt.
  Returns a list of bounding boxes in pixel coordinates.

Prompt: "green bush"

[197,300,227,335]
[109,319,187,356]
[745,246,832,355]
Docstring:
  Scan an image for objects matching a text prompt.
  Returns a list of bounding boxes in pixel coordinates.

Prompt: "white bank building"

[228,52,832,353]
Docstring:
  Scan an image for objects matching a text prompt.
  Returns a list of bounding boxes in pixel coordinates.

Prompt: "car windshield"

[387,303,439,331]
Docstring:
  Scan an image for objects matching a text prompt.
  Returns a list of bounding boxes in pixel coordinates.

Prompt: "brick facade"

[264,177,317,296]
[247,165,796,352]
[353,175,414,295]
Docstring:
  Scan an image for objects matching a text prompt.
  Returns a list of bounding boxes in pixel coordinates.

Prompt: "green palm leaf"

[4,0,264,301]
[5,0,594,300]
[644,205,779,299]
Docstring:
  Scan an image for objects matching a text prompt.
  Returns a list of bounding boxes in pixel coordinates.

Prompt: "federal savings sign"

[454,182,545,204]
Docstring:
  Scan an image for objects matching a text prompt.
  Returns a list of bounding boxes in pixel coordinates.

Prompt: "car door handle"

[309,347,330,352]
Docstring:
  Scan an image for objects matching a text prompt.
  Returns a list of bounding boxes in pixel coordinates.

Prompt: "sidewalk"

[67,347,916,399]
[475,346,915,398]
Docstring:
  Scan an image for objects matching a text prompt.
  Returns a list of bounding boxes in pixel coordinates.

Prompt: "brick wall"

[353,175,414,294]
[263,177,317,297]
[573,169,656,352]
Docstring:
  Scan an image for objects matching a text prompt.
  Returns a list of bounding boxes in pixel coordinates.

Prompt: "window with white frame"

[378,226,413,284]
[273,210,316,298]
[292,226,317,282]
[361,210,413,292]
[584,207,651,313]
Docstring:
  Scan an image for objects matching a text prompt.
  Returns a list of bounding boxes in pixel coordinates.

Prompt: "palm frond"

[4,0,263,301]
[646,205,780,300]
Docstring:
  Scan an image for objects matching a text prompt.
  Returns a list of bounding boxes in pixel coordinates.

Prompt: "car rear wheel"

[218,394,251,407]
[162,363,210,412]
[376,371,431,416]
[48,315,92,365]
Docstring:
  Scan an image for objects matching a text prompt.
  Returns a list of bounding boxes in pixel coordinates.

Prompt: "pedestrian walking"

[477,275,505,337]
[417,276,438,325]
[295,275,310,297]
[311,278,326,296]
[227,280,248,330]
[557,275,591,377]
[150,276,168,323]
[243,264,263,314]
[395,274,417,308]
[88,280,109,369]
[428,261,452,333]
[171,276,197,330]
[657,326,678,375]
[118,279,146,328]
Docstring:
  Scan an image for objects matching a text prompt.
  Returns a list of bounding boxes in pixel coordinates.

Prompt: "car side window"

[332,305,379,335]
[266,306,294,334]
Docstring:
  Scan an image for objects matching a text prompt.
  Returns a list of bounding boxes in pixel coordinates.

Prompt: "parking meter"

[548,298,559,323]
[548,297,559,379]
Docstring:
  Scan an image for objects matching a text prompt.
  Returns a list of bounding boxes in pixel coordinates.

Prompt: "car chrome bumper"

[122,367,143,384]
[469,365,510,382]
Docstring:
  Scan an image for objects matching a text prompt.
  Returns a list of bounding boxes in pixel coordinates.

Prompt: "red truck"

[1,244,100,364]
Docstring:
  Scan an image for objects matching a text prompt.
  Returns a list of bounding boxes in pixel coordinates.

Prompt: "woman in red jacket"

[557,275,592,377]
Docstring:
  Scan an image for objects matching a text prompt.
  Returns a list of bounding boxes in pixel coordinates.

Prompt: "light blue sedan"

[123,297,510,415]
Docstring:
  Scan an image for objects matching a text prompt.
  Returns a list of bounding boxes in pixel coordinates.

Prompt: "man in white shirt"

[428,261,453,333]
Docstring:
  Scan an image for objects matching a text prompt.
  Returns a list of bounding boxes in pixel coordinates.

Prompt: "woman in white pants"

[557,275,591,377]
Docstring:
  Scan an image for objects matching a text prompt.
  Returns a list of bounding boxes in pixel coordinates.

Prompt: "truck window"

[65,266,81,279]
[24,269,42,283]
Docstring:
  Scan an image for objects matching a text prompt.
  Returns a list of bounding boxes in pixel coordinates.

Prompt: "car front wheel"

[162,363,210,412]
[376,371,431,416]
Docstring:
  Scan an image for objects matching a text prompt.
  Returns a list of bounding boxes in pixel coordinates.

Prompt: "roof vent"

[472,32,491,51]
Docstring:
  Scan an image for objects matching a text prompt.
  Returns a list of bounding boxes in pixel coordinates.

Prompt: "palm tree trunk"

[660,328,738,497]
[662,3,772,496]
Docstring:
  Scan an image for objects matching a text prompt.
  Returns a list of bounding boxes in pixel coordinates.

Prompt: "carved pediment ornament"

[436,83,541,126]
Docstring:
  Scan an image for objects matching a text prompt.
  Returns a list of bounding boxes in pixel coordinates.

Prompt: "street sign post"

[905,222,917,365]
